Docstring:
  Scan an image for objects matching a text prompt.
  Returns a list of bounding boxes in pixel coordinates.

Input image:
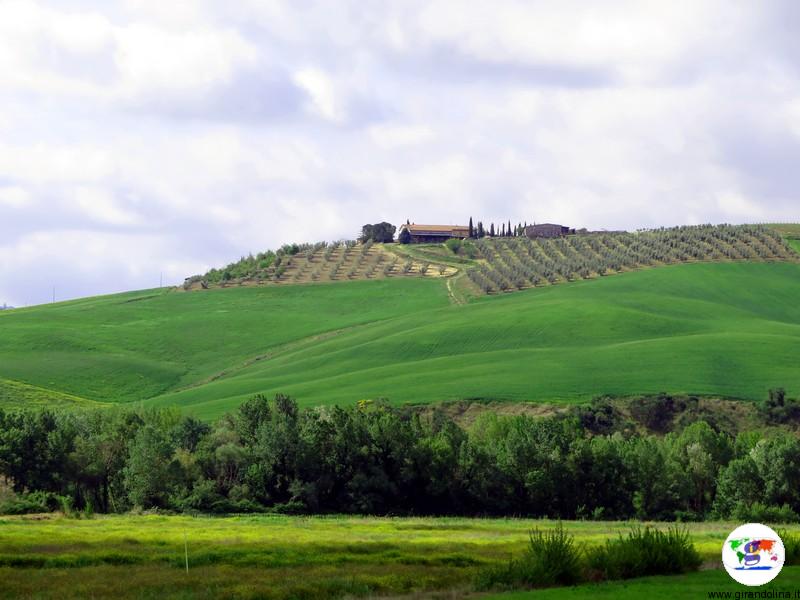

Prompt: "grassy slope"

[766,223,800,237]
[1,515,796,599]
[2,261,800,418]
[0,378,105,410]
[768,223,800,254]
[145,261,800,419]
[0,279,450,405]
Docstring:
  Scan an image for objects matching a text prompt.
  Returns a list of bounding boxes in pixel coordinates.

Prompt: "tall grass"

[586,526,701,581]
[477,524,701,591]
[476,523,582,590]
[779,530,800,565]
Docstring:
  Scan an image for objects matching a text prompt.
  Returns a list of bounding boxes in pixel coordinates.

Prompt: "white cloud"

[0,0,799,306]
[715,192,767,221]
[414,0,742,83]
[73,186,142,226]
[294,67,343,122]
[368,124,434,148]
[113,24,257,101]
[0,186,33,208]
[0,141,114,184]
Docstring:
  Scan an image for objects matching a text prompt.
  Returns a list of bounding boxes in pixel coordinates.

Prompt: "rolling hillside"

[0,279,450,406]
[1,258,800,419]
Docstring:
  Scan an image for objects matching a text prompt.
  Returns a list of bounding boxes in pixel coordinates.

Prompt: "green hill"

[0,279,449,408]
[2,259,800,419]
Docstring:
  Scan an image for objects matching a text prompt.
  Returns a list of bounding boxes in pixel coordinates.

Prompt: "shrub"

[733,502,800,524]
[760,388,800,424]
[173,479,223,512]
[461,240,477,259]
[445,238,462,254]
[629,393,685,432]
[0,491,63,515]
[476,523,582,590]
[586,526,701,581]
[279,243,300,256]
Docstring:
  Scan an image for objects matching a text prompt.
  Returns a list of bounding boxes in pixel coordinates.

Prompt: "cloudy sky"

[1,0,799,306]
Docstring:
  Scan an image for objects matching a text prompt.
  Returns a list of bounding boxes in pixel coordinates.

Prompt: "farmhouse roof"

[402,224,469,234]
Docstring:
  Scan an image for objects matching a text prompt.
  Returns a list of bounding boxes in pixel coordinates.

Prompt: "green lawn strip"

[483,566,800,599]
[387,242,478,267]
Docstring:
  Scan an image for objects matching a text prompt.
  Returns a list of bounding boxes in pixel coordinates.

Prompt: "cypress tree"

[507,220,512,237]
[501,223,506,237]
[477,221,485,238]
[490,223,495,237]
[469,217,474,239]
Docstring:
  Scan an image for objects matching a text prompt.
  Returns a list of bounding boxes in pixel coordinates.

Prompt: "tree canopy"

[359,222,396,243]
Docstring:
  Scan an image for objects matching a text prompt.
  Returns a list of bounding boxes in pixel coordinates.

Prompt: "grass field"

[1,514,795,599]
[2,261,800,418]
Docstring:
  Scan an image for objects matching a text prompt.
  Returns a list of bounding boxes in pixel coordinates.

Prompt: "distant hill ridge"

[185,223,798,297]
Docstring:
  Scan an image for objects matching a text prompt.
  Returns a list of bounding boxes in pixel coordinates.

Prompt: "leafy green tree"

[174,416,210,452]
[0,410,74,495]
[360,222,396,243]
[70,410,143,512]
[626,437,689,520]
[750,434,800,512]
[672,422,732,515]
[712,456,763,518]
[124,425,180,508]
[243,394,301,505]
[398,228,411,244]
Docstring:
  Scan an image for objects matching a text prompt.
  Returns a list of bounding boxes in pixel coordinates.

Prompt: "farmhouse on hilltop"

[398,223,469,244]
[525,223,575,239]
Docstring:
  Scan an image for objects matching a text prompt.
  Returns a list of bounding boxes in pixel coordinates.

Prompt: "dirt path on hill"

[446,274,467,305]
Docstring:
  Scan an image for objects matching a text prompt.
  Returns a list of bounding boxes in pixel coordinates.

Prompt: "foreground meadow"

[1,514,797,599]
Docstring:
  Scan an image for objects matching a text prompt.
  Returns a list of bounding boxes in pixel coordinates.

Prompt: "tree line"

[1,394,799,521]
[468,217,527,239]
